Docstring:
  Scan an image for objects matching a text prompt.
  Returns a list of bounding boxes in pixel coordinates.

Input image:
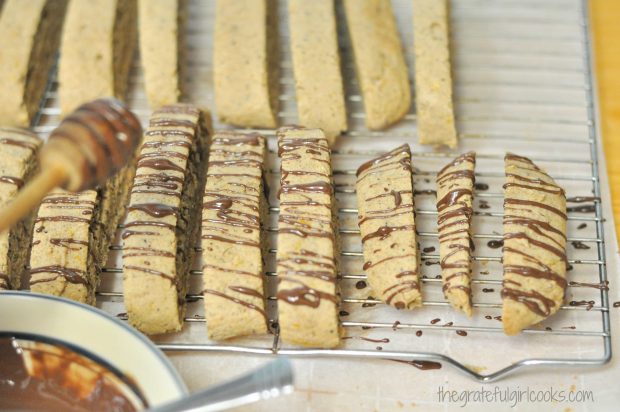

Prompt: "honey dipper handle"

[0,165,68,233]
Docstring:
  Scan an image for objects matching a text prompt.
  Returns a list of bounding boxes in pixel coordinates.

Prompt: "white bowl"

[0,291,187,407]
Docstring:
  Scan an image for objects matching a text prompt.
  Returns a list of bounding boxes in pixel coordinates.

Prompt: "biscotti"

[138,0,184,108]
[413,0,458,148]
[276,126,340,348]
[436,152,476,316]
[343,0,411,130]
[502,153,567,335]
[123,104,209,335]
[29,139,138,304]
[58,0,137,115]
[0,129,42,290]
[288,0,346,144]
[356,145,421,310]
[0,0,67,127]
[213,0,279,128]
[202,132,268,340]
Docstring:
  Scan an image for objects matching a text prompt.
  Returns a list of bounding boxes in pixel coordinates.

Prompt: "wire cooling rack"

[29,0,612,382]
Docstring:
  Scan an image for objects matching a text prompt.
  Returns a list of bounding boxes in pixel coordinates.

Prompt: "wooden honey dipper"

[0,98,142,233]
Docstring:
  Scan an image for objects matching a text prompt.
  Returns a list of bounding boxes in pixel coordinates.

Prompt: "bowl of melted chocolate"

[0,292,187,410]
[1,335,145,411]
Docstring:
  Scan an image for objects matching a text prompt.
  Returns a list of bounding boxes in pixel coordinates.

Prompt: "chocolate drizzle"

[436,152,476,308]
[502,153,567,324]
[204,289,267,318]
[0,176,24,188]
[29,265,89,286]
[200,132,268,325]
[128,203,179,218]
[276,132,339,316]
[123,106,201,306]
[356,145,420,309]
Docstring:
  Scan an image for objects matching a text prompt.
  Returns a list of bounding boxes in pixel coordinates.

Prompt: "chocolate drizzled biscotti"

[288,0,346,144]
[29,123,139,304]
[502,153,567,335]
[343,0,411,130]
[0,129,42,290]
[0,0,67,127]
[356,145,421,310]
[276,126,340,348]
[123,104,209,335]
[58,0,137,114]
[202,132,268,340]
[138,0,184,108]
[413,0,457,148]
[436,152,476,316]
[213,0,279,128]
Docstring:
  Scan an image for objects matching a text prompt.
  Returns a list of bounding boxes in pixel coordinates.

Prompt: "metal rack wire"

[30,0,611,382]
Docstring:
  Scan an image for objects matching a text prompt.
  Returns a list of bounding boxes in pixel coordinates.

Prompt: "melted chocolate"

[0,335,145,412]
[277,284,337,308]
[474,182,489,191]
[137,157,185,173]
[568,280,609,290]
[29,265,89,286]
[127,203,178,218]
[0,175,24,188]
[569,300,595,310]
[567,205,596,213]
[487,240,503,249]
[571,241,591,250]
[566,196,600,203]
[204,289,266,318]
[0,137,38,151]
[50,238,88,250]
[389,359,442,370]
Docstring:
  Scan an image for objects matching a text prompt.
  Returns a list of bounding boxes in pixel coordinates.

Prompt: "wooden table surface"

[591,0,620,243]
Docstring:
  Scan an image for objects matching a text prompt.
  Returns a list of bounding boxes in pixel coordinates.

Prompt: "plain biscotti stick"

[502,153,567,335]
[58,0,137,114]
[436,152,476,316]
[276,126,341,348]
[0,129,42,290]
[214,0,279,128]
[288,0,347,144]
[0,0,67,127]
[123,104,209,335]
[202,132,268,340]
[343,0,411,130]
[138,0,184,108]
[413,0,458,148]
[356,145,421,310]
